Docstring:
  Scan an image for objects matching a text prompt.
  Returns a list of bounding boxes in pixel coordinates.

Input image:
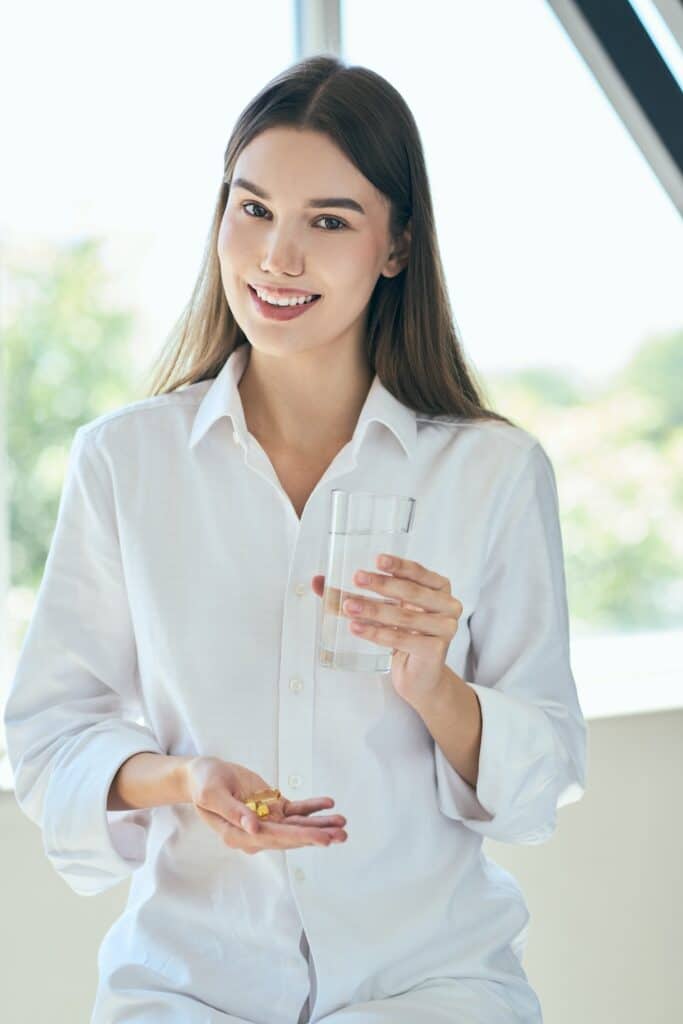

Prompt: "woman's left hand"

[311,554,463,710]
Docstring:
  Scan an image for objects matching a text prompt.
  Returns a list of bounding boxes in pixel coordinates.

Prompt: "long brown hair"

[141,55,515,427]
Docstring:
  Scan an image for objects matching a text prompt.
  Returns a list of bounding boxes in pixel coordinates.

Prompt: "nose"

[259,225,306,279]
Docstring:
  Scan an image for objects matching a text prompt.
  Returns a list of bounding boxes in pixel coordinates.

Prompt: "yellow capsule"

[251,788,281,803]
[244,788,281,818]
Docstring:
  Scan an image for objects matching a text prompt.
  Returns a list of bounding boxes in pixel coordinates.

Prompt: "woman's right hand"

[185,756,348,855]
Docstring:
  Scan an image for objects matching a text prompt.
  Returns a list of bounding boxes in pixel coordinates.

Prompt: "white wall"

[1,709,681,1023]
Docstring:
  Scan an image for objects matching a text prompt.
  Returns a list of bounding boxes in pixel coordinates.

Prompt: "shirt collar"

[188,343,417,460]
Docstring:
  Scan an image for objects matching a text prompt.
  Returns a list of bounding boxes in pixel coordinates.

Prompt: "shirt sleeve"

[434,440,587,844]
[3,426,165,895]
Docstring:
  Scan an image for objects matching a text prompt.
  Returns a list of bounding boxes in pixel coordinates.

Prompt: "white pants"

[95,980,540,1023]
[94,934,542,1023]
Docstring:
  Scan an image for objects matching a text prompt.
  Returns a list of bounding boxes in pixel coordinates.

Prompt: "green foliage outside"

[482,330,683,633]
[6,240,138,591]
[5,240,682,652]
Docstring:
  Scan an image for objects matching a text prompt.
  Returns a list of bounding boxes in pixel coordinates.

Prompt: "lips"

[247,282,322,320]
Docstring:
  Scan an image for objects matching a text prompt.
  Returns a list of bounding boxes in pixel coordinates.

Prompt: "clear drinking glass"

[317,489,417,673]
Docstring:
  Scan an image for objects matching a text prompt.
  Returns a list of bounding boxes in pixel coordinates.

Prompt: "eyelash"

[241,201,349,232]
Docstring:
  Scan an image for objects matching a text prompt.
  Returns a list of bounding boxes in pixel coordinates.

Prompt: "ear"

[381,221,412,279]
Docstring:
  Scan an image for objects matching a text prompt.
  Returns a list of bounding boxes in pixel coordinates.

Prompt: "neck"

[238,343,374,457]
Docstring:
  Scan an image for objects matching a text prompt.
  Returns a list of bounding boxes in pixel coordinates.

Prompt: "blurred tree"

[488,365,584,408]
[5,238,137,589]
[610,329,683,444]
[483,328,683,632]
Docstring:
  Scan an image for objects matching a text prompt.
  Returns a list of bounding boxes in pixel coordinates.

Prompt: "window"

[342,0,683,717]
[0,1,295,780]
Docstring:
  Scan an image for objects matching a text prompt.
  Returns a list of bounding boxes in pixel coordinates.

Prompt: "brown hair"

[141,55,515,428]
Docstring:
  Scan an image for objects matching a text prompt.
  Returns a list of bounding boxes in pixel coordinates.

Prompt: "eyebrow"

[230,177,366,215]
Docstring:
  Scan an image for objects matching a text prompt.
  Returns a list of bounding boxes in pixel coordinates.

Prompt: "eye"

[317,215,348,231]
[242,201,268,220]
[241,202,348,231]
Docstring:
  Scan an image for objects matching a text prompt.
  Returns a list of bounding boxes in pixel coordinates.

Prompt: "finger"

[283,796,335,815]
[326,579,447,618]
[353,567,462,617]
[248,819,337,848]
[258,819,347,842]
[284,814,346,828]
[344,597,457,639]
[374,554,451,593]
[228,818,330,851]
[349,620,443,656]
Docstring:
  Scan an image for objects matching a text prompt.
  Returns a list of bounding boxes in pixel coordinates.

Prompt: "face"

[217,127,408,358]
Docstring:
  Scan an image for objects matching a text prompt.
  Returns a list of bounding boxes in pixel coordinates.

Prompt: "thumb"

[311,574,325,598]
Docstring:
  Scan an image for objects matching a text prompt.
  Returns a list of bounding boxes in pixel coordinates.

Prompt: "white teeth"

[253,286,317,307]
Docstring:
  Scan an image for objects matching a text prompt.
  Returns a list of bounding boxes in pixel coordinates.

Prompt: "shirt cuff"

[41,722,164,895]
[434,680,559,831]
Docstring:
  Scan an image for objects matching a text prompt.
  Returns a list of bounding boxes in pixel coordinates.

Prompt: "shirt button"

[294,868,306,882]
[294,582,307,596]
[289,677,304,693]
[288,774,302,788]
[232,429,240,444]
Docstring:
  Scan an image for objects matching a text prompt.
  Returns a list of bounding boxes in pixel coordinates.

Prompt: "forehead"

[232,127,386,212]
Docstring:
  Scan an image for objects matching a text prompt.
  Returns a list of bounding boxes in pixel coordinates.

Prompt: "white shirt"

[4,342,587,1023]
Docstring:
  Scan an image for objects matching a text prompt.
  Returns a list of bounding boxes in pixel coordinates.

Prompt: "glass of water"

[317,489,417,673]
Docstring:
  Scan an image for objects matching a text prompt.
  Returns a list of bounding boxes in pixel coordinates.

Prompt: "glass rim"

[330,488,415,503]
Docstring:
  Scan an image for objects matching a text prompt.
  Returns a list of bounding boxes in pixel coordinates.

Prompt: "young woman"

[5,56,587,1023]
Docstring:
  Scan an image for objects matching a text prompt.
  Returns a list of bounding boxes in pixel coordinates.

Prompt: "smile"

[247,283,322,321]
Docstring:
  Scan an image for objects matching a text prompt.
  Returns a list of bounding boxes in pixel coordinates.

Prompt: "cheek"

[342,250,384,306]
[325,240,379,291]
[219,206,264,262]
[216,221,247,299]
[217,212,244,256]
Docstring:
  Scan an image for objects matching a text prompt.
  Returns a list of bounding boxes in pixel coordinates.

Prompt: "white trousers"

[94,980,541,1024]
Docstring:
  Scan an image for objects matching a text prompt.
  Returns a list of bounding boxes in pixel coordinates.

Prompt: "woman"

[4,56,587,1023]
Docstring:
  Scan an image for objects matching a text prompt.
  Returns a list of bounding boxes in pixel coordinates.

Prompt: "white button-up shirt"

[4,342,587,1023]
